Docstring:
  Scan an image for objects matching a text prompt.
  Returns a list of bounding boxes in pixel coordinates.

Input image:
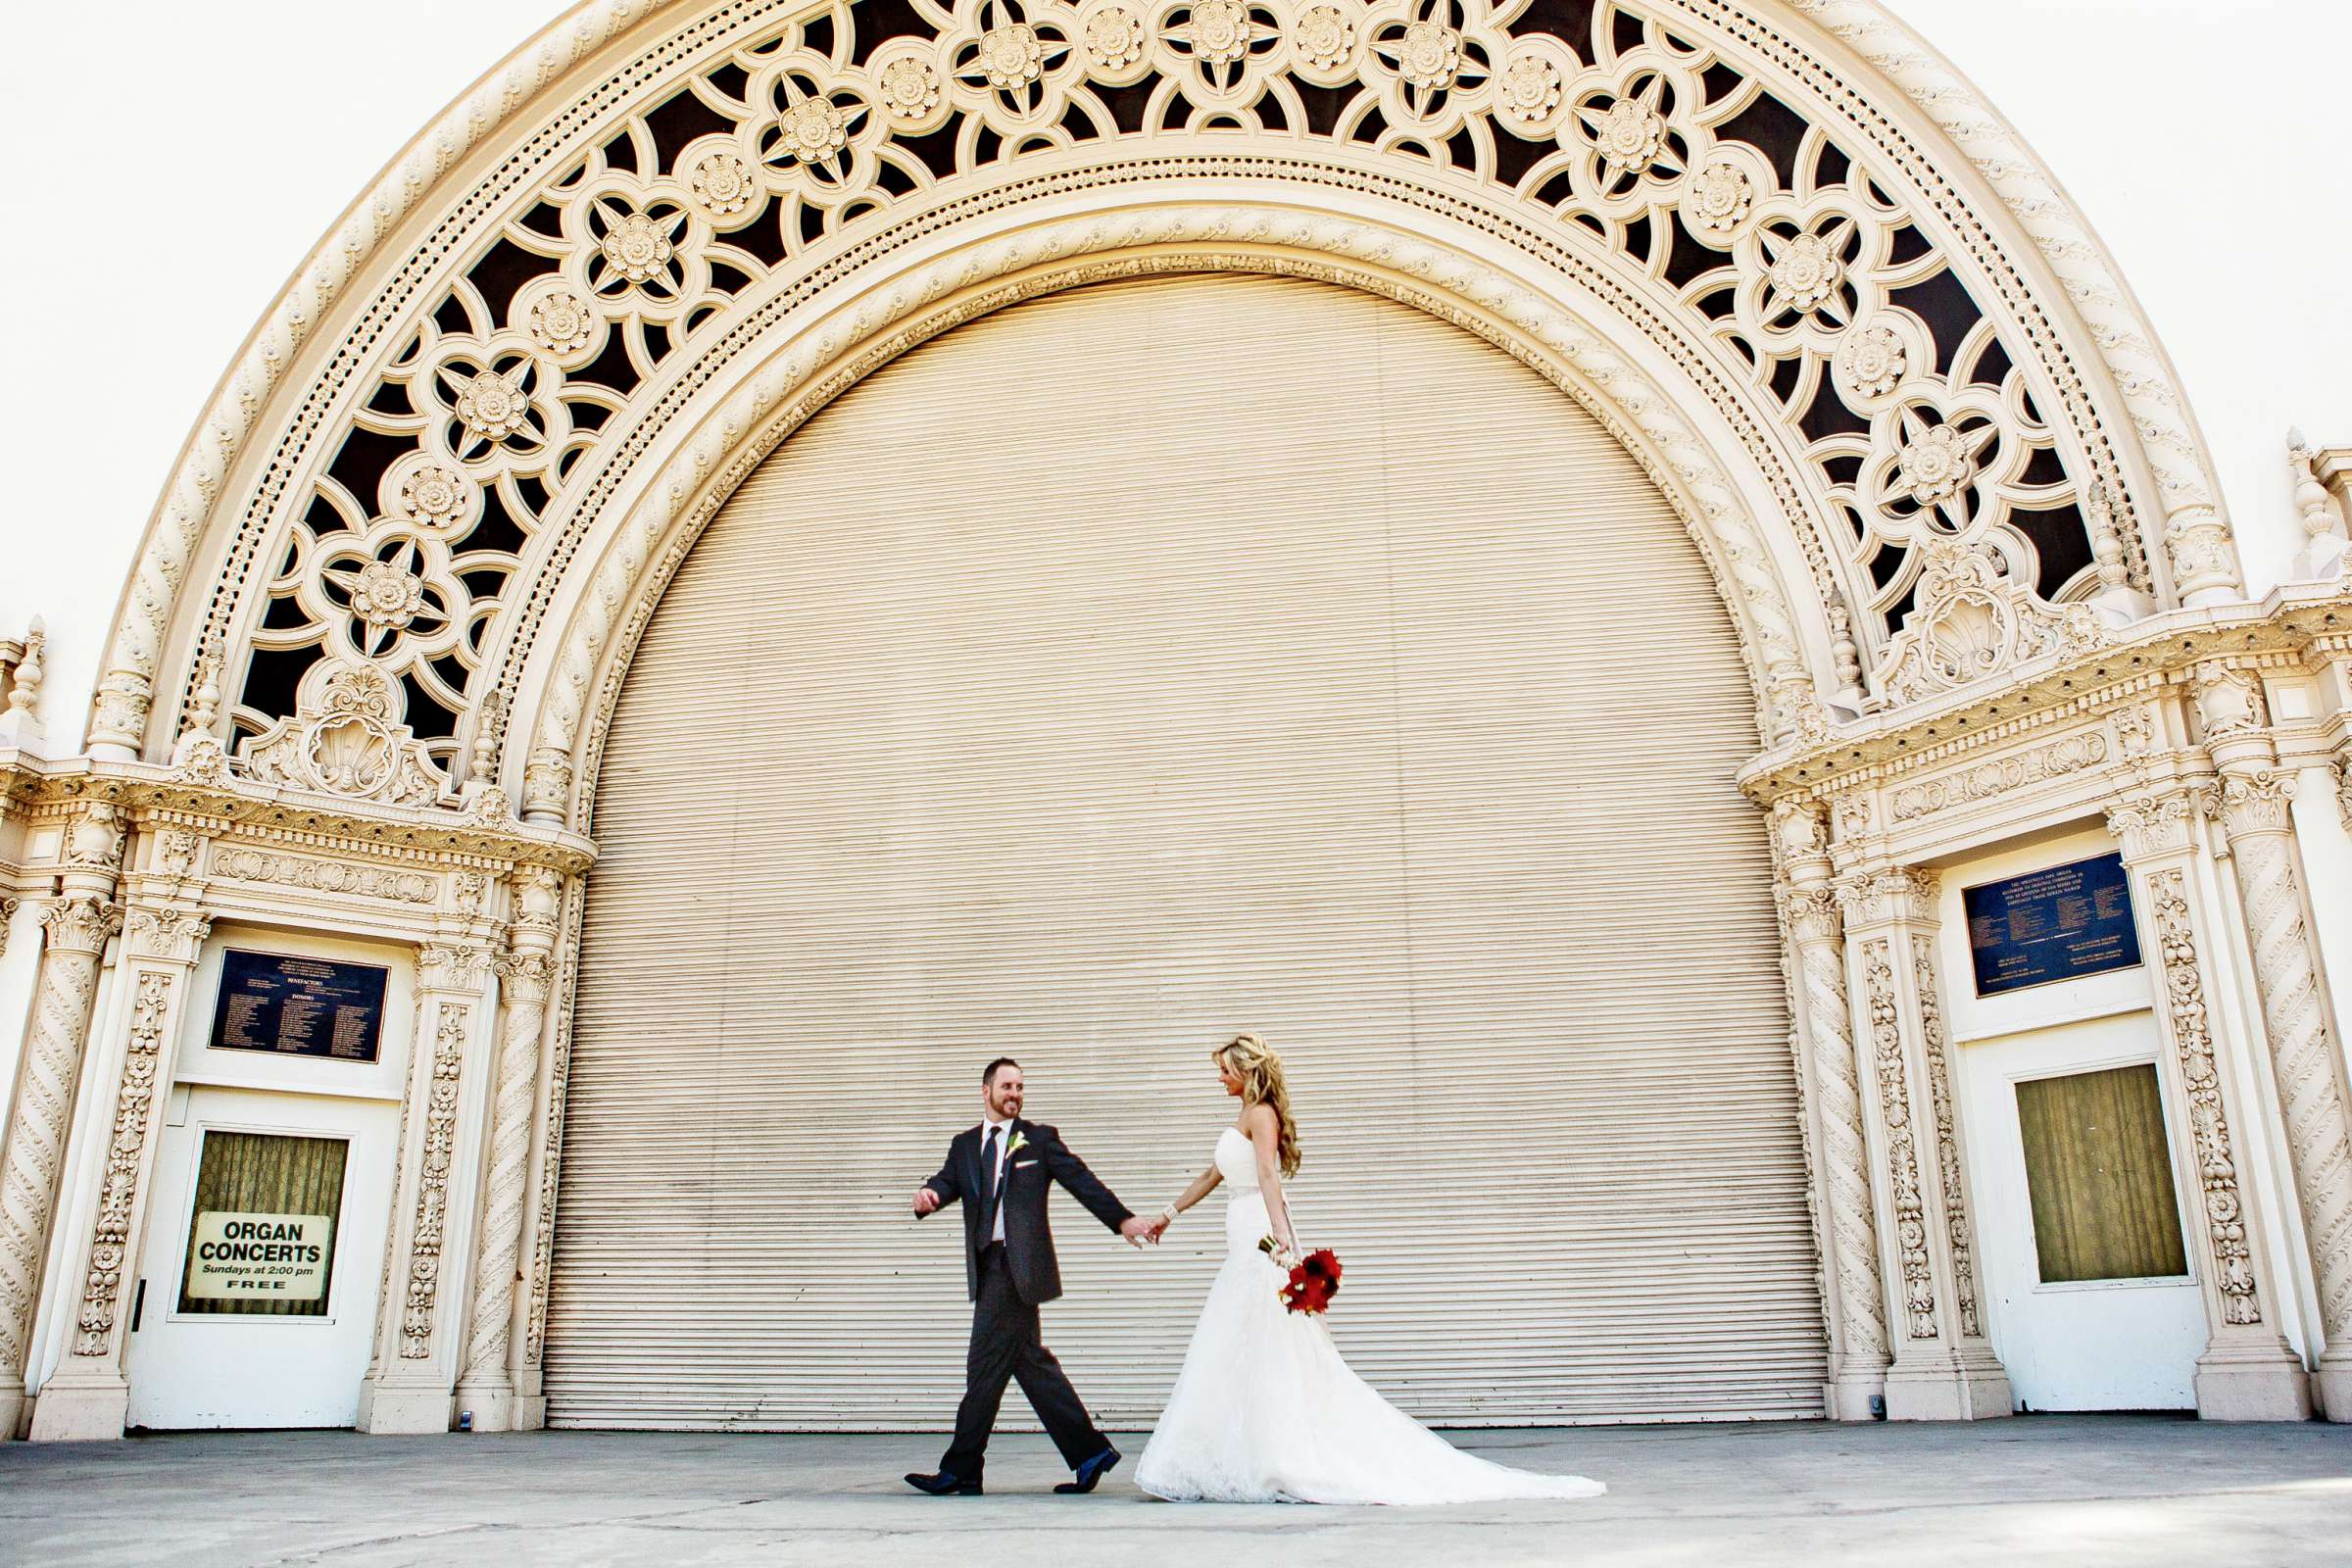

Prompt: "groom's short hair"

[982,1056,1019,1085]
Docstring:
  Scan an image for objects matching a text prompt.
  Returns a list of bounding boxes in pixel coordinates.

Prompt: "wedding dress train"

[1135,1127,1606,1505]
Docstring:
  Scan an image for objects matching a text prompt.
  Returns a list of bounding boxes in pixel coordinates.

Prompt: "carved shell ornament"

[1872,538,2108,704]
[239,661,452,806]
[181,0,2176,785]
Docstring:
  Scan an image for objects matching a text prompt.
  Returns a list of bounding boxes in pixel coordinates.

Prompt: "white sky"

[3,1,2347,753]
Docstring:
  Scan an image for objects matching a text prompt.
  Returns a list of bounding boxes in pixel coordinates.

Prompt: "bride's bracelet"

[1158,1202,1180,1224]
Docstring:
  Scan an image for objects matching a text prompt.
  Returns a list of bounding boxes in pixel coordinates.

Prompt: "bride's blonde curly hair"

[1217,1032,1301,1177]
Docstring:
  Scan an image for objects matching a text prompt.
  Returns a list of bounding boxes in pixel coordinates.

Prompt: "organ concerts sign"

[1963,852,2143,997]
[209,950,388,1063]
[183,1211,333,1303]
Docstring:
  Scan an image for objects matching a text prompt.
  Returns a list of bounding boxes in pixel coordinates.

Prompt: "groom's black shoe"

[1054,1446,1121,1494]
[905,1470,983,1495]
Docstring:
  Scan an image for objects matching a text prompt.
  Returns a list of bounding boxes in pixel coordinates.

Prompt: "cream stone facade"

[2,0,2349,1438]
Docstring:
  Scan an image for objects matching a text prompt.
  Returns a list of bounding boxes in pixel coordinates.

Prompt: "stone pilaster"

[1772,803,1888,1420]
[2106,786,2315,1420]
[357,941,493,1436]
[2206,762,2352,1420]
[28,906,212,1441]
[1835,865,2011,1420]
[454,870,562,1432]
[0,890,120,1439]
[516,871,588,1421]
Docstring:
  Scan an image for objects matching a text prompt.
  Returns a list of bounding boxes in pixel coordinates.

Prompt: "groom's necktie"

[984,1126,1005,1242]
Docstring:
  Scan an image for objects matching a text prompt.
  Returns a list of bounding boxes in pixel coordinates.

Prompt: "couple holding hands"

[904,1036,1604,1506]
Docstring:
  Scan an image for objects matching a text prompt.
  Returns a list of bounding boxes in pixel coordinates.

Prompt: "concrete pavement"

[3,1416,2348,1566]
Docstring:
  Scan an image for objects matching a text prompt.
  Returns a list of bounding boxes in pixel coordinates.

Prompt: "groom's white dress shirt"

[981,1117,1012,1244]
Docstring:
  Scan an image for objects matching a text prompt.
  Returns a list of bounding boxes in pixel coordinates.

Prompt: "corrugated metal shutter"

[546,272,1823,1430]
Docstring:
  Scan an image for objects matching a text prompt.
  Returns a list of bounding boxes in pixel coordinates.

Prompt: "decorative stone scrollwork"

[64,804,124,872]
[1860,938,1936,1341]
[400,1002,469,1358]
[123,908,213,965]
[2141,868,2264,1324]
[1912,936,1982,1341]
[211,848,437,905]
[1834,866,1937,931]
[418,942,497,993]
[1889,734,2108,823]
[1873,539,2107,703]
[172,730,232,788]
[239,661,452,806]
[523,875,586,1369]
[72,957,199,1357]
[152,828,203,882]
[2192,662,2268,741]
[522,747,574,822]
[513,865,563,932]
[452,871,490,919]
[2113,702,2156,760]
[38,895,121,958]
[2106,791,2202,862]
[2218,770,2294,837]
[1771,798,1828,862]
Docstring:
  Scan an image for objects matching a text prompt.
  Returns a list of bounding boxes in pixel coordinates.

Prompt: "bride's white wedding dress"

[1135,1127,1605,1505]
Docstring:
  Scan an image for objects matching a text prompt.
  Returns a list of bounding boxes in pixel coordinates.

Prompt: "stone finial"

[2289,428,2348,581]
[2085,490,2155,623]
[0,616,45,749]
[181,651,222,739]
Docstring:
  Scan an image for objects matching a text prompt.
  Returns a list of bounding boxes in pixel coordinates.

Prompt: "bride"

[1134,1034,1605,1505]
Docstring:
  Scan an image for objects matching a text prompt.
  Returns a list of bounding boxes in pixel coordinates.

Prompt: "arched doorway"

[545,270,1821,1429]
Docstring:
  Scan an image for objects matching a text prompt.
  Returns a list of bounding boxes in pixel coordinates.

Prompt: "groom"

[906,1057,1154,1496]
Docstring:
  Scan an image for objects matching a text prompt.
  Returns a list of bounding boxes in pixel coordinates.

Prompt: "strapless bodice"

[1214,1125,1259,1193]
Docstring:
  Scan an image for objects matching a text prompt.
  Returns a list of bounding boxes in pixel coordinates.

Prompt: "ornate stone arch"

[87,0,2238,827]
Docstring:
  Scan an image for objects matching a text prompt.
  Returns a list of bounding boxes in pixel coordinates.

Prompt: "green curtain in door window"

[177,1130,349,1316]
[2015,1063,2188,1285]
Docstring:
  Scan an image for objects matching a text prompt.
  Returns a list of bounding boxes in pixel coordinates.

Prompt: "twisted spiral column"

[0,897,117,1436]
[2218,773,2352,1416]
[455,941,554,1430]
[1784,883,1889,1414]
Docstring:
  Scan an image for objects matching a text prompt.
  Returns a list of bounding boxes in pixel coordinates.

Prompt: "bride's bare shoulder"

[1239,1102,1280,1135]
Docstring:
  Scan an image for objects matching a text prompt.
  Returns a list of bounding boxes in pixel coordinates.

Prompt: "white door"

[125,1087,398,1429]
[1962,1012,2207,1410]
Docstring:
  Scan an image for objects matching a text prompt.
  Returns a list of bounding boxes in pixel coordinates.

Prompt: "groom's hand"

[912,1186,942,1216]
[1118,1215,1156,1247]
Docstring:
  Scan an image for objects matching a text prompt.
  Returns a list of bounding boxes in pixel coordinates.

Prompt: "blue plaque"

[209,950,388,1063]
[1963,852,2142,997]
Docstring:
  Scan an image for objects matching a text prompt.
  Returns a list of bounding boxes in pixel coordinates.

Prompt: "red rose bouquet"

[1259,1236,1344,1315]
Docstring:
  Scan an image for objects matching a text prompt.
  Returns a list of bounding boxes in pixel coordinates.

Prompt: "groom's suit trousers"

[941,1243,1108,1481]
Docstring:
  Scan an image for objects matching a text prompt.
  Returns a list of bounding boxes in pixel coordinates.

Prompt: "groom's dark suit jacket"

[921,1119,1133,1305]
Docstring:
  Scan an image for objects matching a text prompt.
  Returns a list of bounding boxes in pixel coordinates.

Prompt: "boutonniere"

[1004,1131,1030,1158]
